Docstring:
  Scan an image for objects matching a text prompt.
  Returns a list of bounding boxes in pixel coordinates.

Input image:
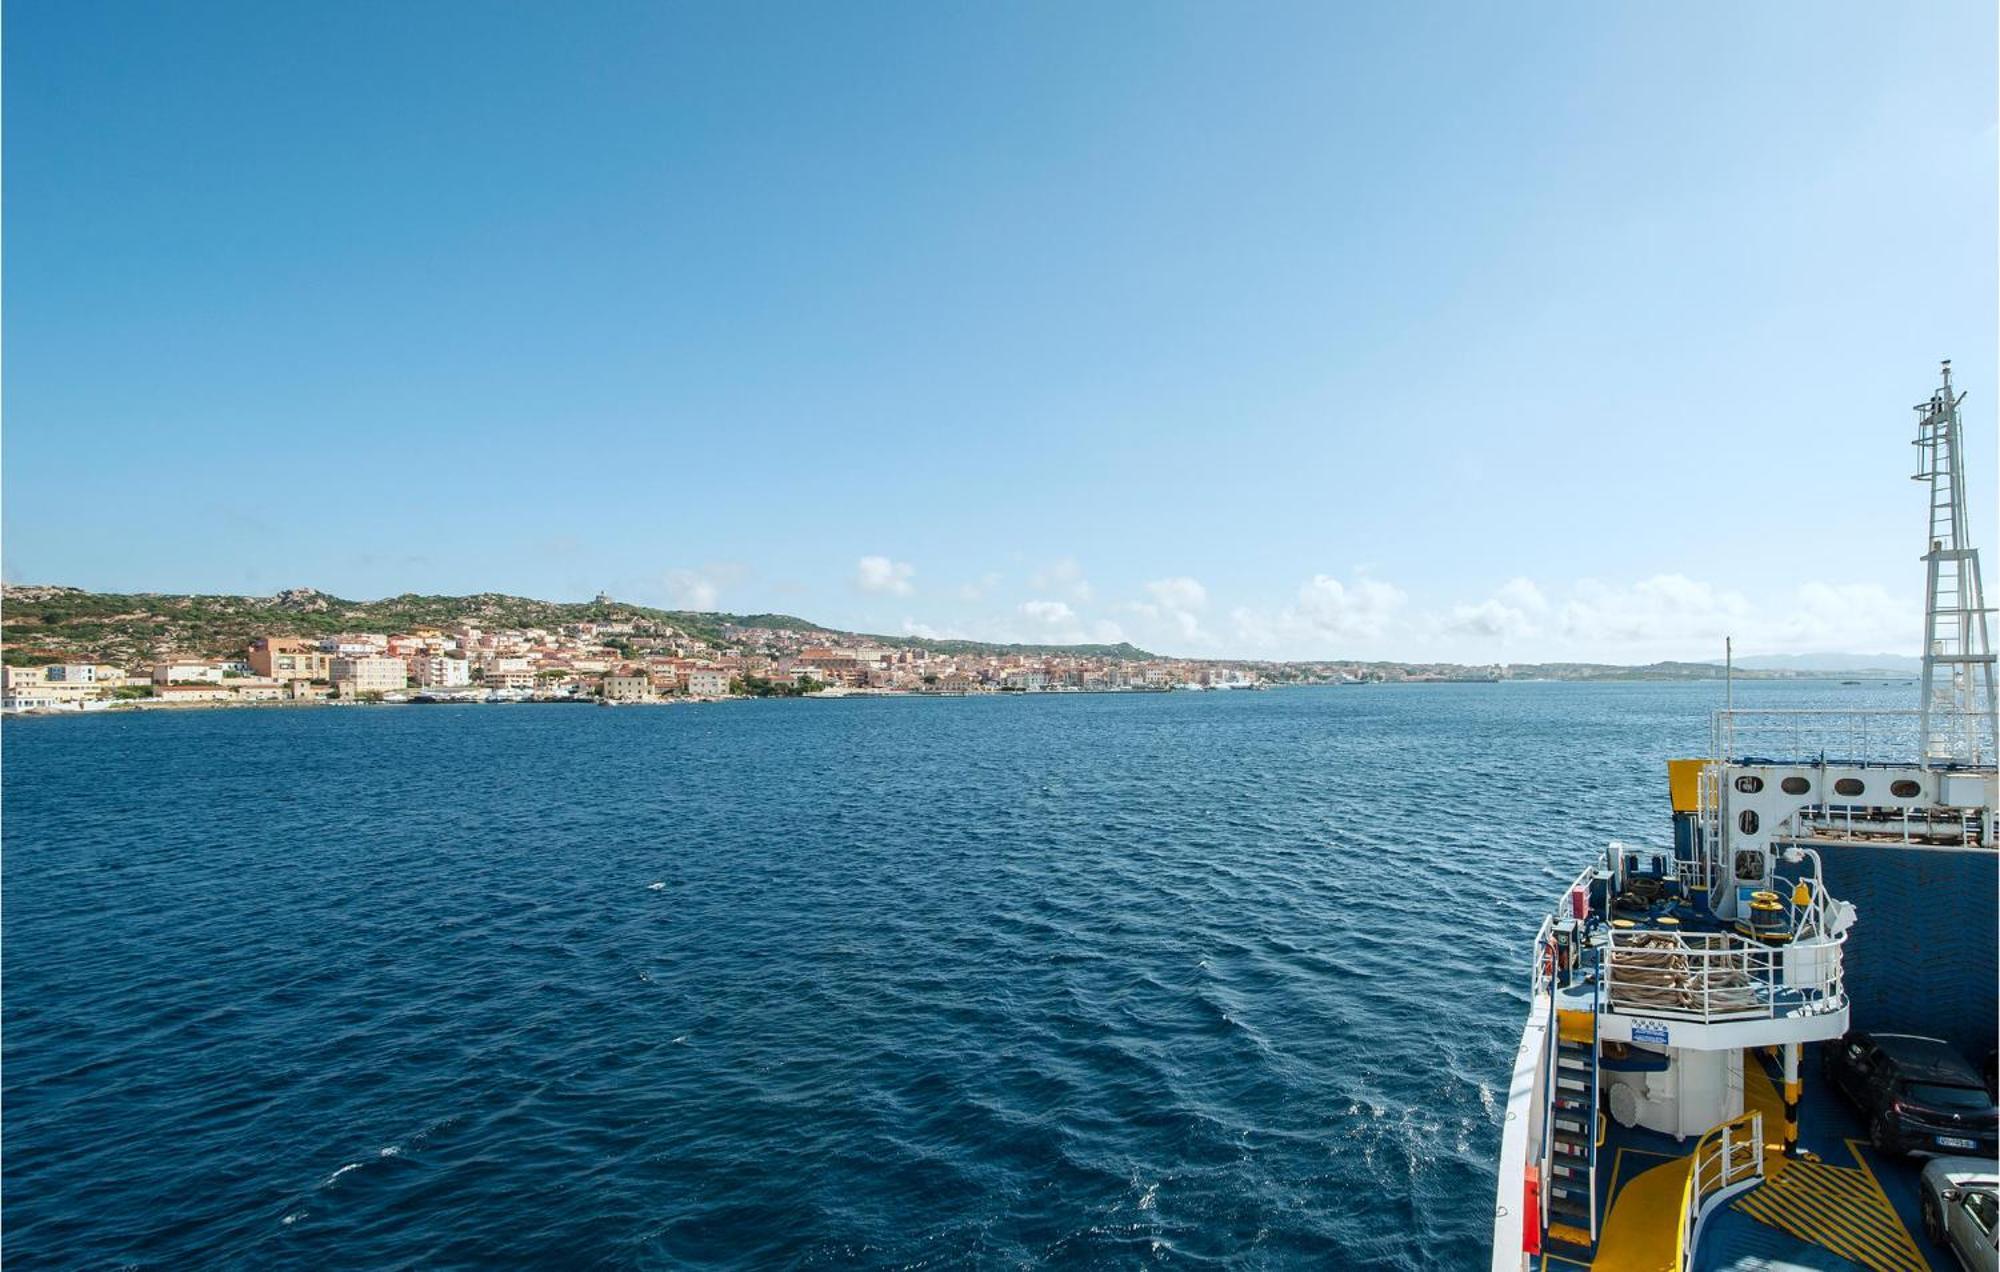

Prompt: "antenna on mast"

[1725,636,1733,716]
[1912,359,1996,766]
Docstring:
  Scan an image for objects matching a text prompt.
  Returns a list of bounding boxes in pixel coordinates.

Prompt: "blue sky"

[6,2,1995,662]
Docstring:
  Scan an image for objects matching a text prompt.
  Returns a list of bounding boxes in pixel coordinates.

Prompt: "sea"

[1,678,1912,1269]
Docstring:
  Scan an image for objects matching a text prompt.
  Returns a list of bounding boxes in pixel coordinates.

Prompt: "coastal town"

[1,584,1864,716]
[0,612,1316,713]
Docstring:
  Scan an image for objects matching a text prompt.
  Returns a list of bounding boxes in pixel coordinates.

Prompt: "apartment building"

[330,656,408,697]
[601,673,653,702]
[410,656,471,688]
[685,669,730,697]
[152,661,224,685]
[250,637,334,682]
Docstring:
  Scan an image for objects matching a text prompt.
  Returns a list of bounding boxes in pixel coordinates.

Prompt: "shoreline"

[0,676,1908,721]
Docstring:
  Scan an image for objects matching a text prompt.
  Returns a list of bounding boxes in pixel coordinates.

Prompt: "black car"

[1823,1032,2000,1158]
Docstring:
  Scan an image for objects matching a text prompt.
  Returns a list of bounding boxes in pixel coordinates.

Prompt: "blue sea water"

[2,679,1911,1269]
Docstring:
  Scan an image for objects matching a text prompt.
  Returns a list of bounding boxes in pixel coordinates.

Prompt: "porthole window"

[1735,775,1764,794]
[1738,810,1760,834]
[1834,778,1864,797]
[1781,776,1811,795]
[1890,779,1920,799]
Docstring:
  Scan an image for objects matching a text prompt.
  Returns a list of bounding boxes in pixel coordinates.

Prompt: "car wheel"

[1922,1194,1942,1245]
[1870,1117,1895,1154]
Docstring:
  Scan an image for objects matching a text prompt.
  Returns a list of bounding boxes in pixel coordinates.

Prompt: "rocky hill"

[0,586,1158,666]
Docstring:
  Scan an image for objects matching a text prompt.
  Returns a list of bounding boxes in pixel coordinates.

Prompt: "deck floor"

[1540,1043,1960,1272]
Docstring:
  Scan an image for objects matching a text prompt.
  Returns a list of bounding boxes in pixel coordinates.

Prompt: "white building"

[330,656,408,697]
[321,636,388,656]
[686,669,731,697]
[153,661,224,685]
[411,656,471,688]
[2,665,61,709]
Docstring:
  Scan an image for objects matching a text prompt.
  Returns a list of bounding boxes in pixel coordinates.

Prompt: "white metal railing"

[1712,707,1993,768]
[1676,1110,1766,1269]
[1602,927,1845,1023]
[1530,914,1556,999]
[1674,854,1718,901]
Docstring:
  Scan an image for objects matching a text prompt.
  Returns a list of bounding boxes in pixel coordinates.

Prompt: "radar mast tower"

[1913,360,1997,766]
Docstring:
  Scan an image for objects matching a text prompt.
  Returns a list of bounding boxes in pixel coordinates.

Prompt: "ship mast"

[1912,359,1997,766]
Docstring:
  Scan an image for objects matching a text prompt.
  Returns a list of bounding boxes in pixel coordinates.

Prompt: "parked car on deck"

[1921,1156,1999,1272]
[1822,1033,1999,1158]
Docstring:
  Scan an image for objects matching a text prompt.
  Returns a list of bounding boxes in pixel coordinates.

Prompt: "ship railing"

[1530,914,1556,999]
[1602,927,1845,1024]
[1675,1109,1766,1270]
[1712,707,1992,768]
[1674,855,1719,902]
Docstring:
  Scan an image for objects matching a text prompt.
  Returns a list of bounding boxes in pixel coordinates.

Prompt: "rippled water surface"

[3,680,1909,1268]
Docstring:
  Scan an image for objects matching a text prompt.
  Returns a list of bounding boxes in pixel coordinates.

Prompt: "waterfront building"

[484,667,535,691]
[250,638,334,682]
[152,661,224,685]
[686,669,730,697]
[601,673,653,702]
[329,656,408,697]
[410,656,471,688]
[2,665,60,710]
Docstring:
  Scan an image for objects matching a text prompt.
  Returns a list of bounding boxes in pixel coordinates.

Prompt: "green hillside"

[0,586,1160,666]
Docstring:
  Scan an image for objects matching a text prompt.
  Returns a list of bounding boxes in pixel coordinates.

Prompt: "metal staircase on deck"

[1546,1027,1600,1247]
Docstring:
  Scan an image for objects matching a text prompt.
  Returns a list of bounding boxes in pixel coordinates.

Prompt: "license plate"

[1938,1136,1977,1149]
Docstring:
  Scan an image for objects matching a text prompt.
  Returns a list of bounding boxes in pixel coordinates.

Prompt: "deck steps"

[1545,1221,1593,1250]
[1543,1028,1602,1250]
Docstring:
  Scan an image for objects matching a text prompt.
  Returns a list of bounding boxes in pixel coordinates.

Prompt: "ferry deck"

[1493,363,1999,1272]
[1494,732,1997,1272]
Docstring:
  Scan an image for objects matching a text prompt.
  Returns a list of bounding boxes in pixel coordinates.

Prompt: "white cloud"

[1406,574,1919,663]
[1495,577,1548,613]
[1776,582,1913,655]
[1222,572,1409,656]
[1020,599,1076,624]
[1145,576,1207,612]
[1444,577,1547,640]
[662,568,720,611]
[1124,575,1211,644]
[1029,558,1094,602]
[1558,574,1750,650]
[1292,574,1407,640]
[1230,606,1279,649]
[855,555,916,596]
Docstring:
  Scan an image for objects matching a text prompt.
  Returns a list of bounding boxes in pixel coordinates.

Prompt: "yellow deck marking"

[1546,1223,1594,1249]
[1589,1152,1692,1272]
[1730,1141,1928,1272]
[1558,1053,1928,1271]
